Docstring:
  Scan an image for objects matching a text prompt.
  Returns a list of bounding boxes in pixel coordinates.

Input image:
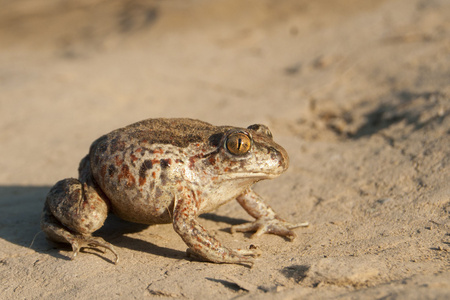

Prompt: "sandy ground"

[1,0,449,299]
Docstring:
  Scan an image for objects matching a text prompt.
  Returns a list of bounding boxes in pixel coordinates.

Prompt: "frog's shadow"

[0,185,249,264]
[99,214,249,262]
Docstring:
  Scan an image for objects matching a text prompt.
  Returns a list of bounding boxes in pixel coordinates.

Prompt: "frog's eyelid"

[225,130,252,141]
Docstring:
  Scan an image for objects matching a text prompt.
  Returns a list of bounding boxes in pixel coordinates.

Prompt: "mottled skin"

[41,118,308,265]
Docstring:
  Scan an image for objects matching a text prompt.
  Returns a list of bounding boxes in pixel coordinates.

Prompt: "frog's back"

[90,118,225,155]
[117,118,222,147]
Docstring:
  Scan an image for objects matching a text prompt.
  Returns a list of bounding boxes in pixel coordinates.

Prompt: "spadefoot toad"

[41,118,308,265]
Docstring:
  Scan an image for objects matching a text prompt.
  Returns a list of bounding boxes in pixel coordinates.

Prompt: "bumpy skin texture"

[41,118,308,265]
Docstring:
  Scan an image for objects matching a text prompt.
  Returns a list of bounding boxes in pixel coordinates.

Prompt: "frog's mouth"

[219,172,280,181]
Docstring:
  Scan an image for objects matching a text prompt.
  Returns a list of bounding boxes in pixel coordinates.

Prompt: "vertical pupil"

[237,138,242,150]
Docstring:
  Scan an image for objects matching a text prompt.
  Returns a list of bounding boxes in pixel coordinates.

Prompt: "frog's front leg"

[173,195,259,266]
[40,177,119,263]
[231,188,309,240]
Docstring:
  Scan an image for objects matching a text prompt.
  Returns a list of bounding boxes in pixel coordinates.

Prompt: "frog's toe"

[186,247,258,267]
[275,221,309,240]
[231,222,259,234]
[253,221,297,240]
[263,225,297,240]
[229,251,257,267]
[234,247,262,257]
[231,219,309,241]
[289,221,310,229]
[68,236,119,264]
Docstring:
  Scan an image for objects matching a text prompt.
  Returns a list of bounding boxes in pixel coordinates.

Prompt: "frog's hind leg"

[40,178,119,263]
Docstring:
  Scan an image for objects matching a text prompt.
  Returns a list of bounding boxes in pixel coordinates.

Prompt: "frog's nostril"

[269,147,283,163]
[268,146,289,170]
[268,147,277,153]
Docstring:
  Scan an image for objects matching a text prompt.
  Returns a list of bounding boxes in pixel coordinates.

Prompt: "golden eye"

[226,132,251,155]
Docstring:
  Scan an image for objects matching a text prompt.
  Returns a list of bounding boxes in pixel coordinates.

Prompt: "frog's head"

[206,124,289,182]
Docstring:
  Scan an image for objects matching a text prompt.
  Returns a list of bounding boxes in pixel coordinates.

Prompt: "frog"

[41,118,308,265]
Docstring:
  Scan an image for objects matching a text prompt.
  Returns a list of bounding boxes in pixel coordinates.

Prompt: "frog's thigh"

[41,178,119,263]
[41,178,109,240]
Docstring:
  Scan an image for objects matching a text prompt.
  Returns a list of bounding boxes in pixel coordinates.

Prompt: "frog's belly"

[107,190,174,224]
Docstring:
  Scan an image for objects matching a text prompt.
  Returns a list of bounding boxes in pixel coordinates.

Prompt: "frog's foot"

[174,197,263,266]
[231,218,309,241]
[42,209,119,264]
[186,246,260,267]
[67,235,119,264]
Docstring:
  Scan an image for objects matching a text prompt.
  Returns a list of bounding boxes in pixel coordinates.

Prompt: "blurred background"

[4,0,448,185]
[1,1,450,298]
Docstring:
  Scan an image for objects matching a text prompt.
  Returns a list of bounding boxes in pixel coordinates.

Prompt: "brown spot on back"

[138,160,153,186]
[98,143,108,154]
[118,164,136,188]
[160,158,171,169]
[110,136,126,153]
[153,148,164,154]
[189,156,197,169]
[108,164,116,177]
[130,153,138,162]
[115,155,124,166]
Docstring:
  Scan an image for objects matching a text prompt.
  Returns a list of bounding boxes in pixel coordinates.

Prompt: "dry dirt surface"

[1,0,449,299]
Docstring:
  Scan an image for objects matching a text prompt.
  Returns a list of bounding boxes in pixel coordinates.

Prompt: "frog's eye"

[226,132,251,155]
